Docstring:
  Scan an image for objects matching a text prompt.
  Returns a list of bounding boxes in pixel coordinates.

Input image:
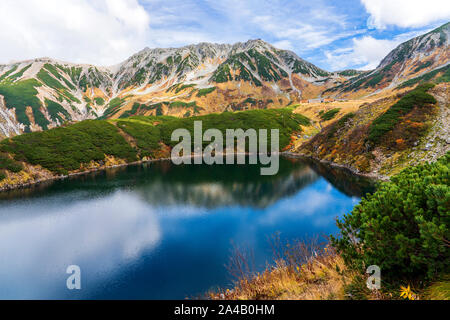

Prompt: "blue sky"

[0,0,449,70]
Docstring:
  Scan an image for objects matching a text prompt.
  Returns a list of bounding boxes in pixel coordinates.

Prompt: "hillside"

[294,82,449,177]
[0,108,310,190]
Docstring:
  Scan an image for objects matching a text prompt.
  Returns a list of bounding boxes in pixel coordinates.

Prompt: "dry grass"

[422,276,450,300]
[210,245,359,300]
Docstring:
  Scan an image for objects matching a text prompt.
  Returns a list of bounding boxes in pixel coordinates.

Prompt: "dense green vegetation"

[368,83,436,145]
[7,65,31,82]
[0,152,23,180]
[0,79,46,129]
[116,119,162,158]
[413,61,433,73]
[332,153,449,283]
[397,65,450,88]
[196,87,216,97]
[337,70,363,77]
[43,64,76,91]
[0,66,19,82]
[0,121,137,175]
[45,99,71,123]
[94,97,105,105]
[154,108,310,149]
[319,108,341,121]
[211,63,233,83]
[175,83,196,93]
[37,69,65,90]
[99,97,126,119]
[0,109,310,176]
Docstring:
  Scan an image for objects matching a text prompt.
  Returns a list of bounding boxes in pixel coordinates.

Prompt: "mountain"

[0,40,343,138]
[0,22,449,140]
[324,22,450,98]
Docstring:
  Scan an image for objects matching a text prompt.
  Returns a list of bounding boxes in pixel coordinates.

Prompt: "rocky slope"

[295,82,449,178]
[0,40,347,139]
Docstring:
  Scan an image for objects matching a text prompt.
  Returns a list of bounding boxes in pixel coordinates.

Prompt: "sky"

[0,0,449,71]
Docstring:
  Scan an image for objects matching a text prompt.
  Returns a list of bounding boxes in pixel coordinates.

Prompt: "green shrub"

[0,153,23,173]
[94,97,105,105]
[368,83,436,145]
[0,109,310,175]
[436,66,450,84]
[45,99,71,123]
[7,65,31,82]
[196,87,216,97]
[0,171,5,181]
[116,120,161,157]
[0,120,137,175]
[397,65,450,88]
[99,97,125,119]
[0,65,19,82]
[37,69,65,90]
[158,108,310,150]
[320,108,341,121]
[0,79,43,128]
[175,84,196,93]
[332,153,450,282]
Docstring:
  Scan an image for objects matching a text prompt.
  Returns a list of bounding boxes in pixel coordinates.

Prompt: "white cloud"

[0,0,150,66]
[273,40,294,51]
[362,0,450,29]
[324,29,430,71]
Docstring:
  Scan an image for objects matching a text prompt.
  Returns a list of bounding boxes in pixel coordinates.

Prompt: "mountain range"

[0,22,448,139]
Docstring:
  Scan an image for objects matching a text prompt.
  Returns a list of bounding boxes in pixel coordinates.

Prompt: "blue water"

[0,157,373,299]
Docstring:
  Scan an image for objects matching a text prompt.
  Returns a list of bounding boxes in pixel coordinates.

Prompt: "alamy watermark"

[171,121,280,176]
[66,265,81,290]
[366,265,381,290]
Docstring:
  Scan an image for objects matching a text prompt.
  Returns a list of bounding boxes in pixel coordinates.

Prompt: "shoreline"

[282,151,390,182]
[0,157,173,193]
[0,152,385,193]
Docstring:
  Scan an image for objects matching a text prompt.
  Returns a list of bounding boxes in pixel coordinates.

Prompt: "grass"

[210,238,357,300]
[368,83,436,145]
[423,277,450,300]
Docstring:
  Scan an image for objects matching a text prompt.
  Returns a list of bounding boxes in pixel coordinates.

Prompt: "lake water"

[0,156,374,299]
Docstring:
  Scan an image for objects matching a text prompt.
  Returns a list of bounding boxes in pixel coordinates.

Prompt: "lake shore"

[282,152,390,181]
[0,151,386,193]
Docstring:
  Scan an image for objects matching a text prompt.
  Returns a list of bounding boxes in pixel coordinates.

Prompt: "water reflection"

[0,157,374,208]
[0,157,374,299]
